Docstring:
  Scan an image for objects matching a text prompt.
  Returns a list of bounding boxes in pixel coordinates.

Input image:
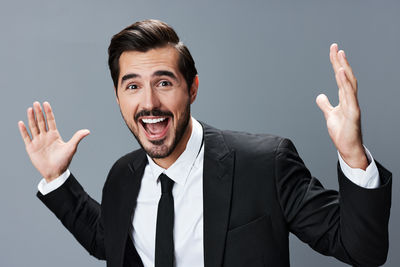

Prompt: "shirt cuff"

[338,146,380,189]
[37,169,70,195]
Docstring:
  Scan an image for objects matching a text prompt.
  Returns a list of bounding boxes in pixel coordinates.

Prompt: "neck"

[153,118,193,169]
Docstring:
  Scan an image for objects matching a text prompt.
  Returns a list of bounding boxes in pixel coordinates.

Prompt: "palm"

[324,104,361,156]
[27,130,70,179]
[18,102,89,182]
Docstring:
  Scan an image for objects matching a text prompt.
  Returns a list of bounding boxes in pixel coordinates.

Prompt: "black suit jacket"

[38,122,392,267]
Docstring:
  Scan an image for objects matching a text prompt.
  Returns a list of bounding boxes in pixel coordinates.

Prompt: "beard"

[121,100,191,159]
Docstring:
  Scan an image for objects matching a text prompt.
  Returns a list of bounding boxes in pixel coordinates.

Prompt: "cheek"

[167,93,190,115]
[119,96,136,110]
[119,100,138,121]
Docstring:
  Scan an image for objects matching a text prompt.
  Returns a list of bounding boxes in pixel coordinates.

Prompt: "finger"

[337,50,357,91]
[18,121,32,145]
[27,107,39,137]
[43,101,57,131]
[338,85,347,108]
[339,69,358,108]
[69,129,90,150]
[316,94,333,120]
[329,43,341,75]
[336,68,347,106]
[33,101,47,133]
[335,68,344,91]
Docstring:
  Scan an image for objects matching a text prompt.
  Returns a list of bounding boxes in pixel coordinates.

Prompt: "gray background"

[1,0,398,266]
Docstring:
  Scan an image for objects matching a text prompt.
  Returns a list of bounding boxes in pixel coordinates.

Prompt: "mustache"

[134,109,173,122]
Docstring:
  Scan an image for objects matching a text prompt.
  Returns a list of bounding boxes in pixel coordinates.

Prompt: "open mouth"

[139,116,171,141]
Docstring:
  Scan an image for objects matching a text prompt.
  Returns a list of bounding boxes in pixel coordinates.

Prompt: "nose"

[141,85,161,111]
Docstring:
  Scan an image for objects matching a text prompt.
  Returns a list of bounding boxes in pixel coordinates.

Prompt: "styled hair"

[108,19,197,91]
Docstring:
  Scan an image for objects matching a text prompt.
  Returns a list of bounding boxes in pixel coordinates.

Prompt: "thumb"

[69,129,90,149]
[316,94,333,119]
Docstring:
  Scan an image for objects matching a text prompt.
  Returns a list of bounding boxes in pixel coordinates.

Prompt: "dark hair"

[108,19,197,92]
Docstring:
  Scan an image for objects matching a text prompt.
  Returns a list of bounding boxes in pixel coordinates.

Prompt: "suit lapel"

[201,122,235,267]
[124,149,147,222]
[110,150,147,266]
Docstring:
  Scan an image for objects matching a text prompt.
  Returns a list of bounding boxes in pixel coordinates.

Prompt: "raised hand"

[18,102,90,182]
[316,43,368,170]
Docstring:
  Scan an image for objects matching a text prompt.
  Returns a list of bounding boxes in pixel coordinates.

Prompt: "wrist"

[339,145,368,170]
[43,171,64,183]
[44,176,59,183]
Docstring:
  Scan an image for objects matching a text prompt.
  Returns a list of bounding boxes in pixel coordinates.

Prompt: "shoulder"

[201,121,292,156]
[225,130,299,164]
[103,148,146,189]
[222,129,284,150]
[109,149,145,172]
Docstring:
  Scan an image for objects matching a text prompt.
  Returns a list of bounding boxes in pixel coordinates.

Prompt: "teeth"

[142,117,167,124]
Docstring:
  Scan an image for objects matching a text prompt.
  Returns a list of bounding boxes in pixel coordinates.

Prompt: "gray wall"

[1,0,398,266]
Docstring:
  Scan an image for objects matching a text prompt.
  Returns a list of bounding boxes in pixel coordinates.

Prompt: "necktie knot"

[159,173,174,194]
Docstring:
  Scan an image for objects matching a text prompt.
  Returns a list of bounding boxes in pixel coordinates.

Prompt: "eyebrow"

[153,70,178,81]
[121,73,140,84]
[120,70,178,85]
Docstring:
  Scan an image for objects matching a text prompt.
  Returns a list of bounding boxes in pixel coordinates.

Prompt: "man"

[18,19,391,267]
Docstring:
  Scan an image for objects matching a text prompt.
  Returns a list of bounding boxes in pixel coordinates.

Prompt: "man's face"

[116,46,197,158]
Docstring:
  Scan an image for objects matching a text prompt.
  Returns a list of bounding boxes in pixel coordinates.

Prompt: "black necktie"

[155,173,175,267]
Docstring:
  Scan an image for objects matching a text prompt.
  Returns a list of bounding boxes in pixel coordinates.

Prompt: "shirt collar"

[146,117,203,185]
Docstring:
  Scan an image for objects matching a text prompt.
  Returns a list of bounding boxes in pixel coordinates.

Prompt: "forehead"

[118,46,180,77]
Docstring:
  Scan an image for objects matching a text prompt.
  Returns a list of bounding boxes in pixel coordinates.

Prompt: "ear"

[189,75,199,104]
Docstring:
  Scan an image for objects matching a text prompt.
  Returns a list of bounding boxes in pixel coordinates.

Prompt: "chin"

[141,137,175,159]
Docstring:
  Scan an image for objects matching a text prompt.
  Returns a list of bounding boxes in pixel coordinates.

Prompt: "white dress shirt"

[132,118,204,267]
[38,117,380,267]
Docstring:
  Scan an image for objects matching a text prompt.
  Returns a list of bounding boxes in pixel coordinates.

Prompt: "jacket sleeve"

[275,138,392,266]
[37,173,106,260]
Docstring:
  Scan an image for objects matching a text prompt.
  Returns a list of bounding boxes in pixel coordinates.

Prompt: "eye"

[159,80,172,87]
[127,84,138,90]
